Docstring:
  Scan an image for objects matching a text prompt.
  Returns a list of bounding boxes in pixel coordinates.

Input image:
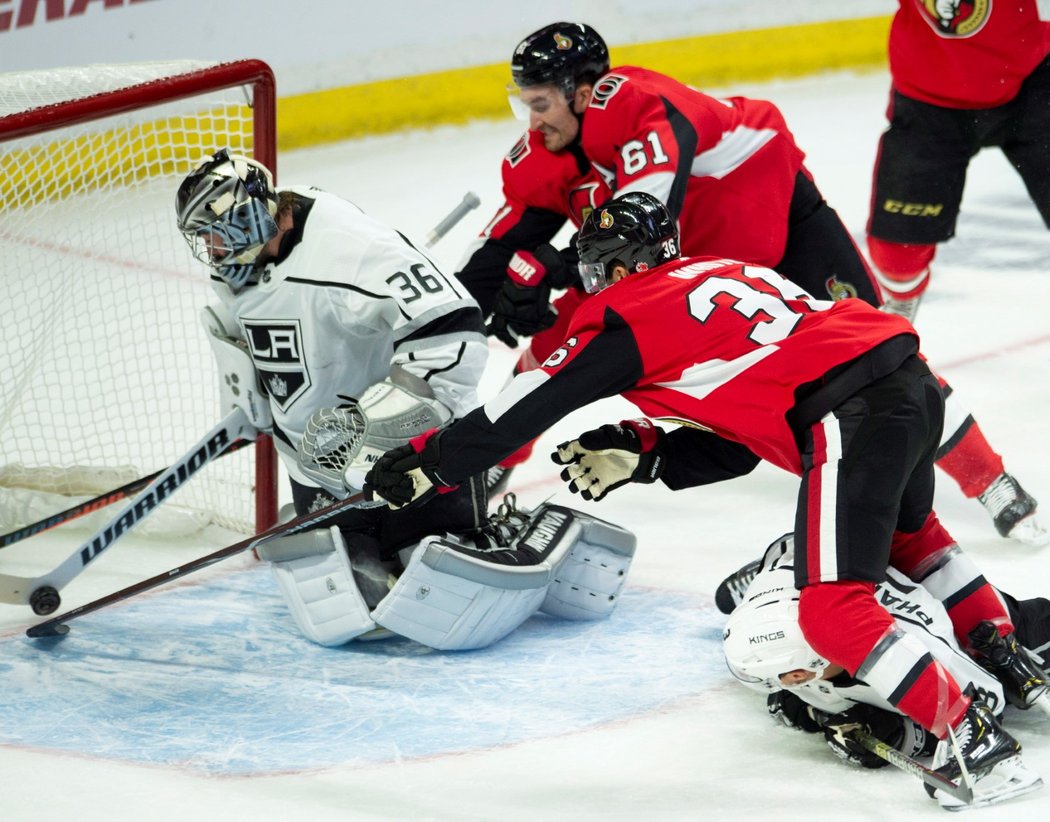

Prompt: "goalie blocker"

[257,502,636,649]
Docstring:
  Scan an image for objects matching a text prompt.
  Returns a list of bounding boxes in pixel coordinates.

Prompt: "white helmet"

[722,565,828,693]
[176,148,279,290]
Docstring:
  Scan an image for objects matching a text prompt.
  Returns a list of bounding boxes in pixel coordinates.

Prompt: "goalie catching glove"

[297,367,452,498]
[486,244,571,347]
[551,419,667,501]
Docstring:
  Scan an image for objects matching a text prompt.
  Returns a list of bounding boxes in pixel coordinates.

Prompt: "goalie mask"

[176,148,279,290]
[576,192,679,293]
[722,565,829,694]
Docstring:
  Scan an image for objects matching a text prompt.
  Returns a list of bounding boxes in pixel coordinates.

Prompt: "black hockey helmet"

[510,22,609,94]
[576,192,679,293]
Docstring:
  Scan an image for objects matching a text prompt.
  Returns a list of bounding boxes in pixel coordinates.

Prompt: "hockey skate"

[715,558,761,615]
[880,295,921,324]
[977,473,1049,545]
[927,700,1042,811]
[968,621,1050,716]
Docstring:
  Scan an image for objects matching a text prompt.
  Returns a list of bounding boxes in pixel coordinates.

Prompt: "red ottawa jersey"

[889,0,1050,109]
[433,257,918,485]
[455,130,610,314]
[580,66,807,268]
[489,129,610,236]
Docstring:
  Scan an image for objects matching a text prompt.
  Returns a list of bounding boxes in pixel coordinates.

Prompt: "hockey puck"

[29,585,61,616]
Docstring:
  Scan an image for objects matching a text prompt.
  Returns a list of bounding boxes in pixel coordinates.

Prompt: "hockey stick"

[0,408,257,615]
[26,490,367,639]
[847,728,974,806]
[424,191,480,248]
[0,438,252,550]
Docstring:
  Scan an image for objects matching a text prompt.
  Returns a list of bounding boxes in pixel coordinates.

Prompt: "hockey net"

[0,60,278,537]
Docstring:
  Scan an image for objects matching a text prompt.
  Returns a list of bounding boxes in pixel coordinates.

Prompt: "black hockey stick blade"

[0,439,252,550]
[25,491,367,640]
[848,728,974,806]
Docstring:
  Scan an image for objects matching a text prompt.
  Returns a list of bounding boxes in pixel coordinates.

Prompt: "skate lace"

[979,474,1019,517]
[486,493,531,547]
[727,567,757,598]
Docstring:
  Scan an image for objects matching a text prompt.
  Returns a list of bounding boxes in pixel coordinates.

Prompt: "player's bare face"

[199,229,231,263]
[521,86,579,151]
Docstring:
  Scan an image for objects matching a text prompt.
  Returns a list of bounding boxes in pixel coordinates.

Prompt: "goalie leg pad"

[540,512,637,621]
[371,534,552,650]
[256,526,376,646]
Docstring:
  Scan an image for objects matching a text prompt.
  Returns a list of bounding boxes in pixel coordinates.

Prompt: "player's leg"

[999,54,1050,229]
[935,383,1045,543]
[793,360,1037,805]
[865,90,971,321]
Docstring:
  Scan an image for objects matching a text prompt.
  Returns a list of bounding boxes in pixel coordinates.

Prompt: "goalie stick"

[425,191,480,248]
[847,727,974,806]
[0,408,256,615]
[0,439,252,550]
[26,491,366,639]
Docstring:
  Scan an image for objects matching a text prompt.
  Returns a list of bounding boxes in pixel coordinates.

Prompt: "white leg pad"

[257,526,376,646]
[541,514,636,620]
[372,535,551,650]
[371,504,636,648]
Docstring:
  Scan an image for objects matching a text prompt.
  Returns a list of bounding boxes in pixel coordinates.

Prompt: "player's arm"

[456,203,567,315]
[364,309,644,506]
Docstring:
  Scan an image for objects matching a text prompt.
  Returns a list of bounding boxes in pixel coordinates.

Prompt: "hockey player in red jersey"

[468,20,1043,542]
[864,0,1050,538]
[367,193,1041,809]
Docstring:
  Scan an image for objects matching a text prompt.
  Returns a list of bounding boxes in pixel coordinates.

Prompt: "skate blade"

[1030,692,1050,718]
[1007,515,1050,546]
[937,757,1043,812]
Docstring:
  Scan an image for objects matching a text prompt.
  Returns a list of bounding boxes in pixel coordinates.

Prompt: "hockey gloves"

[486,244,567,347]
[821,703,935,769]
[552,418,667,502]
[767,691,828,733]
[363,428,458,509]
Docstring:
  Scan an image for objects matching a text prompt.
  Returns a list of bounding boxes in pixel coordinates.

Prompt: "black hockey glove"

[363,428,458,509]
[551,418,667,502]
[485,244,566,347]
[821,703,935,769]
[767,691,829,733]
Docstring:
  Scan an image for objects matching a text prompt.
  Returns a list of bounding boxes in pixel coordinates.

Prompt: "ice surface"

[2,68,1049,821]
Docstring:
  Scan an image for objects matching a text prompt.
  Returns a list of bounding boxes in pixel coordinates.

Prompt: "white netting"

[0,61,272,535]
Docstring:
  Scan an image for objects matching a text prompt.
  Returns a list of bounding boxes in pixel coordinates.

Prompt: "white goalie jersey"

[209,186,488,484]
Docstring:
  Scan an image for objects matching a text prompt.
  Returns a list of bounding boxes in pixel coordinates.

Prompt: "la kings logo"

[242,319,311,412]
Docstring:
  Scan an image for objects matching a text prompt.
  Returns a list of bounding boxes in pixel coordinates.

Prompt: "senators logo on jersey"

[920,0,990,37]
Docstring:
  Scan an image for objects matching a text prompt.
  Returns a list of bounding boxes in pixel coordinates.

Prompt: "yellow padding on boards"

[278,15,891,150]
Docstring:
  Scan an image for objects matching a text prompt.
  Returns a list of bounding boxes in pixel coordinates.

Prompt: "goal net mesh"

[0,60,277,536]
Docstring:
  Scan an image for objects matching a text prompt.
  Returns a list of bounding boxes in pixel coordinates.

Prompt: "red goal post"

[0,59,279,536]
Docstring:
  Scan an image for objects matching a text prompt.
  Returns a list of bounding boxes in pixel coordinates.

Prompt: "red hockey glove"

[551,418,667,501]
[363,428,459,509]
[485,244,566,347]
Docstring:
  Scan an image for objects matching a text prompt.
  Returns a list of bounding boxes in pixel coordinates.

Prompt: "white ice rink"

[3,68,1050,821]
